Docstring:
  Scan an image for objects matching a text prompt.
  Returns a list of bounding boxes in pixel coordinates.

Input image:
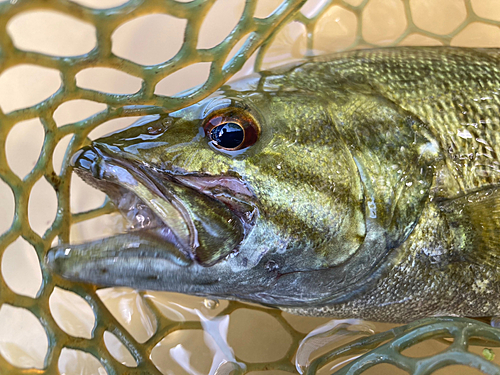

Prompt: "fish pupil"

[210,122,244,149]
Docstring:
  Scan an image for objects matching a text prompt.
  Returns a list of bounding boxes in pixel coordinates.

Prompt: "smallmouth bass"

[47,47,500,323]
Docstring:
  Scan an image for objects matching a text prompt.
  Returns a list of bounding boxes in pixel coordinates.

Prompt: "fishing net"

[1,0,500,374]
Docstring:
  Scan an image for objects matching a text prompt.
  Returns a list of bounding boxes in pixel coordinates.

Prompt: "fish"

[46,47,500,323]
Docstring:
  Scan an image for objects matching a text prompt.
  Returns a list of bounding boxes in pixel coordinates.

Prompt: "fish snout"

[70,146,105,180]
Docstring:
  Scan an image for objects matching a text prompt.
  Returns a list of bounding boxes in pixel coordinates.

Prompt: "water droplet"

[204,298,220,309]
[295,319,375,374]
[265,260,279,272]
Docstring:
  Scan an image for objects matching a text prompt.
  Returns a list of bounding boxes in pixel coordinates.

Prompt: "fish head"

[47,74,374,306]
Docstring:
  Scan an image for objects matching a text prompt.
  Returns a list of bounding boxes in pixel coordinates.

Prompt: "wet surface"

[2,0,500,374]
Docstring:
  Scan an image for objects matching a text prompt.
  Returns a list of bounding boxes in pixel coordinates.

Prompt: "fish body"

[47,47,500,323]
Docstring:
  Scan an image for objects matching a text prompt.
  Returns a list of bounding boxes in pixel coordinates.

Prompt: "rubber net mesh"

[1,0,500,374]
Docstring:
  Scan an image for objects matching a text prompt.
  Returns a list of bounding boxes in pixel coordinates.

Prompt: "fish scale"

[271,47,500,195]
[286,201,500,322]
[337,48,500,193]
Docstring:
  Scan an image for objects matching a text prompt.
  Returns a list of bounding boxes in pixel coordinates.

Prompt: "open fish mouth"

[48,144,258,274]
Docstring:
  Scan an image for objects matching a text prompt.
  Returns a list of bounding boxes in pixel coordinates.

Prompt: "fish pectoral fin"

[439,186,500,268]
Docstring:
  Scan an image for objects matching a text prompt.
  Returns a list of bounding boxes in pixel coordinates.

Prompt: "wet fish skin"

[47,47,500,322]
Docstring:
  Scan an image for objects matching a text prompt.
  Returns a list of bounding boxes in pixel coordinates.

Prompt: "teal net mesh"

[1,0,500,374]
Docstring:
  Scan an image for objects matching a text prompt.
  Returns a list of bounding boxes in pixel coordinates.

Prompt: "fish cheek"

[314,203,366,265]
[241,141,365,271]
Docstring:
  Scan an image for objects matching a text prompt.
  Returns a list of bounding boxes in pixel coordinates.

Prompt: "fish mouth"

[54,144,258,268]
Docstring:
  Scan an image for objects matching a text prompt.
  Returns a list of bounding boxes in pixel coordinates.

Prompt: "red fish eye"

[203,108,260,151]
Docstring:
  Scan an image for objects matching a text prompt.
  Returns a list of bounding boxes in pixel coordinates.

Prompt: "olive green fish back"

[318,47,500,195]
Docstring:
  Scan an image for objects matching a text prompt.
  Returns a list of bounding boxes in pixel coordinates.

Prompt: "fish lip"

[71,144,258,264]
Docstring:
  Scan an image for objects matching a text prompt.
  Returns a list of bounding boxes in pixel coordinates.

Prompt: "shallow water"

[2,0,500,373]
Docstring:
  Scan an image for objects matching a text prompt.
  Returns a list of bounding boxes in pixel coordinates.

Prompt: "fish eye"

[203,108,260,151]
[210,122,244,149]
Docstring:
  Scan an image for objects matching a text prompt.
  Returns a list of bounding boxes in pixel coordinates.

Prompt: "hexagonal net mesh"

[1,0,500,374]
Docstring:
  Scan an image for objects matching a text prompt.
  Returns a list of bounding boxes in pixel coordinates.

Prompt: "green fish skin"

[46,47,500,323]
